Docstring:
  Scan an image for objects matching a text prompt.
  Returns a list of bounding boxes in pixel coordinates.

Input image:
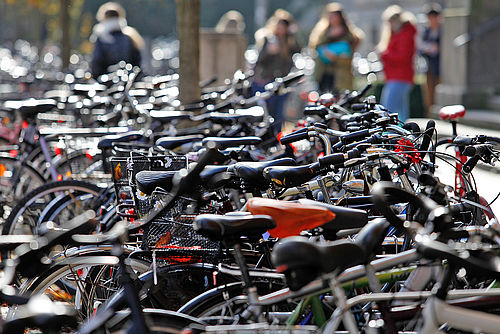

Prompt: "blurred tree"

[176,0,200,104]
[60,0,70,69]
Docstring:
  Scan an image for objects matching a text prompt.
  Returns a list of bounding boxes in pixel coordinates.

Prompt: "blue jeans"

[381,81,413,122]
[252,82,287,135]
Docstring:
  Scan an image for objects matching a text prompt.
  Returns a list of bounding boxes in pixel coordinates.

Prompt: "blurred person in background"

[420,3,442,116]
[377,5,417,122]
[309,2,364,93]
[90,2,144,78]
[215,10,246,34]
[253,9,300,135]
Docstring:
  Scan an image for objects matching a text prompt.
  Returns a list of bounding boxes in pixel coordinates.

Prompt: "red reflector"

[77,269,83,276]
[317,152,324,159]
[308,91,320,103]
[57,174,63,181]
[85,150,93,161]
[275,264,288,273]
[9,150,17,157]
[54,146,62,156]
[22,120,28,129]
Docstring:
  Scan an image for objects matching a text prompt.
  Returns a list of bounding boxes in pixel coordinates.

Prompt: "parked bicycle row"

[0,64,499,333]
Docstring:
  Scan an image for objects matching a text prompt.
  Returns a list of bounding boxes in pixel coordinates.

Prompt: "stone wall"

[436,0,500,109]
[200,29,247,85]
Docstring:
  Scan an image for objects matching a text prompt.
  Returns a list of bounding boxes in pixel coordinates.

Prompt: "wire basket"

[110,152,188,218]
[142,211,221,264]
[129,153,187,217]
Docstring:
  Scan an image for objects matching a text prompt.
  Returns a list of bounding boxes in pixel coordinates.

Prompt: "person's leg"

[319,73,335,93]
[268,94,287,134]
[380,81,412,122]
[425,71,440,117]
[400,82,412,122]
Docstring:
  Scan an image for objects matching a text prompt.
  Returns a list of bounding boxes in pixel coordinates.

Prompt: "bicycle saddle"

[263,162,322,188]
[97,131,145,149]
[439,105,466,121]
[193,213,276,242]
[246,198,336,238]
[197,107,264,125]
[298,199,369,231]
[229,158,296,189]
[4,99,58,118]
[352,218,390,263]
[201,136,262,149]
[156,134,204,150]
[272,237,365,291]
[149,110,194,122]
[71,83,107,96]
[135,170,176,195]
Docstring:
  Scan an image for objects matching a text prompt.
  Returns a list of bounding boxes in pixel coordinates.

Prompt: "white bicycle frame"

[322,287,500,334]
[419,296,500,334]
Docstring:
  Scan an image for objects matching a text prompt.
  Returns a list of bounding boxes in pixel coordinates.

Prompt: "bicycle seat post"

[451,120,458,139]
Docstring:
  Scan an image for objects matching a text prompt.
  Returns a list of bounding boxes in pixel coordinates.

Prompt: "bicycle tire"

[52,148,106,182]
[178,280,290,319]
[2,179,102,235]
[0,154,46,220]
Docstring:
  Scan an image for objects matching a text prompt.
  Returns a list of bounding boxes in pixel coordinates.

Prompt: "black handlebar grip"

[303,105,329,117]
[462,146,477,157]
[453,136,474,146]
[346,148,361,159]
[282,71,305,87]
[358,83,372,98]
[279,129,309,145]
[419,120,435,160]
[462,155,481,174]
[318,152,345,168]
[351,103,366,111]
[341,129,370,144]
[403,122,421,133]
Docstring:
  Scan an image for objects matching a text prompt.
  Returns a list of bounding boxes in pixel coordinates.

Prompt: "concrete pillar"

[199,30,247,85]
[436,0,500,109]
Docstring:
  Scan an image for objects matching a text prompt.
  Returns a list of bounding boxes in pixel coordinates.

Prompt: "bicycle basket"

[128,153,187,217]
[142,212,221,264]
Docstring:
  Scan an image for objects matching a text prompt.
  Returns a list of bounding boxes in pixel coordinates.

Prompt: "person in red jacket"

[377,5,417,121]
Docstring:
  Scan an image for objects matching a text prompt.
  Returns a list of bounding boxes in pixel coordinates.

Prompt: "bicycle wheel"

[52,149,106,183]
[2,180,103,235]
[178,280,291,321]
[0,155,45,221]
[15,250,123,322]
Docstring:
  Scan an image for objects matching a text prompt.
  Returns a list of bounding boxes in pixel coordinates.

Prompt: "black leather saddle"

[202,136,262,149]
[149,110,194,123]
[298,199,369,232]
[272,237,365,291]
[135,170,176,195]
[71,83,107,96]
[4,99,58,119]
[263,162,322,188]
[353,218,390,263]
[156,134,203,150]
[97,131,146,150]
[193,213,276,242]
[199,165,235,191]
[197,107,264,125]
[229,158,296,190]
